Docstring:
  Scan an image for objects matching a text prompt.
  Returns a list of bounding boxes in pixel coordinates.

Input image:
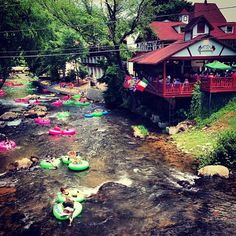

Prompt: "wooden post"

[163,61,167,95]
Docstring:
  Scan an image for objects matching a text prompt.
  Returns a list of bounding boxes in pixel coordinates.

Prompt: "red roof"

[211,23,236,40]
[150,21,186,41]
[130,35,207,65]
[193,3,226,23]
[180,9,189,15]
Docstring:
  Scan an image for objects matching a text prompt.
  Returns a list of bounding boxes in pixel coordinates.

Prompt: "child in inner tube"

[68,151,82,163]
[60,198,75,226]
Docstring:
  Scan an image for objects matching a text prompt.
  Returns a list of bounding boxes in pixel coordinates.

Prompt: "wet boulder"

[166,120,196,135]
[86,88,103,102]
[0,111,19,121]
[24,105,47,118]
[198,165,230,179]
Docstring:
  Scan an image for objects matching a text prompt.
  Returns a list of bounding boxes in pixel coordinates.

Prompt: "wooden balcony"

[146,81,194,98]
[145,76,236,98]
[201,76,236,93]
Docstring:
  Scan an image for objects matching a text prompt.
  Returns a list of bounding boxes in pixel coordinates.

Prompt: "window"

[180,26,185,33]
[197,22,205,33]
[226,26,233,33]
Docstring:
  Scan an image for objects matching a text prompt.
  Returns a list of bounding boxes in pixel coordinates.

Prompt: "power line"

[0,47,137,59]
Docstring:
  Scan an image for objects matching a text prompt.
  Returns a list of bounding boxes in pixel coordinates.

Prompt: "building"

[129,0,236,99]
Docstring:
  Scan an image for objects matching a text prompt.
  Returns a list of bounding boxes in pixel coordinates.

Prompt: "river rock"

[86,88,103,102]
[24,105,47,118]
[15,158,33,170]
[7,119,22,127]
[166,120,196,135]
[0,121,6,128]
[0,112,19,121]
[198,165,230,178]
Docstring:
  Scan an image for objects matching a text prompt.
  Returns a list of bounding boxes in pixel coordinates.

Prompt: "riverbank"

[172,98,236,162]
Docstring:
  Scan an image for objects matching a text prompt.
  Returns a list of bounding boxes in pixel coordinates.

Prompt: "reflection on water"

[1,76,236,235]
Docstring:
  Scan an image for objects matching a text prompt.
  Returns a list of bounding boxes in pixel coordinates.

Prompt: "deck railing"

[146,81,194,98]
[145,76,236,98]
[201,76,236,93]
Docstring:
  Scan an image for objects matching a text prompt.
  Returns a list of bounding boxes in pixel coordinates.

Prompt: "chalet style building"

[129,0,236,99]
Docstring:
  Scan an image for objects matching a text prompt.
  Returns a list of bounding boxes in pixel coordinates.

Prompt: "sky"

[188,0,236,22]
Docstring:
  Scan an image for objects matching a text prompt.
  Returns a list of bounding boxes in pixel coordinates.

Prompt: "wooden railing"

[146,81,194,98]
[201,76,236,93]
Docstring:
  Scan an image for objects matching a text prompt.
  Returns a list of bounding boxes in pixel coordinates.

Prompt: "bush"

[199,130,236,169]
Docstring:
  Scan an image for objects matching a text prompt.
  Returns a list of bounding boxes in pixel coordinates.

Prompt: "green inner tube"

[63,100,74,106]
[73,94,81,100]
[57,189,85,203]
[53,202,83,221]
[61,155,81,165]
[74,101,90,107]
[91,112,103,117]
[68,160,89,171]
[40,158,61,169]
[57,112,70,119]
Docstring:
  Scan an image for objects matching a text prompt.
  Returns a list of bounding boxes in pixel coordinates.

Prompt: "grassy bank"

[173,98,236,158]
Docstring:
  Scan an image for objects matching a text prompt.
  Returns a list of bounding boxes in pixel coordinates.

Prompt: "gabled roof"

[192,3,226,23]
[150,21,186,41]
[130,35,207,65]
[184,15,214,32]
[180,9,189,15]
[211,22,236,40]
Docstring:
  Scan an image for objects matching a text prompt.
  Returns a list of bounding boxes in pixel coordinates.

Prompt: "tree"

[152,0,192,21]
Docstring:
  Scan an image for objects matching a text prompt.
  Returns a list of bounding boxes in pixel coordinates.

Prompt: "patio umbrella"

[205,61,232,70]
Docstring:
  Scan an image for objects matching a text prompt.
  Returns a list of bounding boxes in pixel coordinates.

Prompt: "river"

[0,76,236,236]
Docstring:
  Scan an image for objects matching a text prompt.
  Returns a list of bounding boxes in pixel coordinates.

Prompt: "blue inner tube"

[84,114,93,118]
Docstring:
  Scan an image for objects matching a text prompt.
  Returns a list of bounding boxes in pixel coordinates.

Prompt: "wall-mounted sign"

[198,44,216,54]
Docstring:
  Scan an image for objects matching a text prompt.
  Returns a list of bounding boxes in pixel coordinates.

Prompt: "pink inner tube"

[15,98,29,103]
[52,100,63,107]
[48,127,62,135]
[0,90,6,97]
[32,100,41,105]
[62,95,71,101]
[62,129,76,135]
[0,140,16,152]
[35,118,51,125]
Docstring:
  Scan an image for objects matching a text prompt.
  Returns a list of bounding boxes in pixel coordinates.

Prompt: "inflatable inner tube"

[61,155,81,165]
[52,100,63,107]
[53,202,82,221]
[74,101,90,107]
[84,113,93,118]
[57,189,85,203]
[35,117,51,125]
[68,160,89,171]
[0,140,16,152]
[62,129,76,135]
[63,100,74,106]
[57,112,70,119]
[73,94,81,100]
[91,111,103,117]
[40,158,61,169]
[49,127,62,135]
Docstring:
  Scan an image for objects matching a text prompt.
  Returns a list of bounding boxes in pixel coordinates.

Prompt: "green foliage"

[189,81,202,119]
[99,63,125,108]
[198,130,236,169]
[153,0,192,21]
[197,98,236,128]
[132,125,149,137]
[78,65,88,79]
